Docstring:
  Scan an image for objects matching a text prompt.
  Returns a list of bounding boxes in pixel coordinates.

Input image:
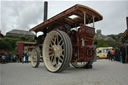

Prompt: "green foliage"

[95,33,122,48]
[0,36,35,55]
[107,33,123,42]
[95,39,109,48]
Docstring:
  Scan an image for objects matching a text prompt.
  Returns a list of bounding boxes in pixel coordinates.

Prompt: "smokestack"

[126,17,128,29]
[44,1,48,22]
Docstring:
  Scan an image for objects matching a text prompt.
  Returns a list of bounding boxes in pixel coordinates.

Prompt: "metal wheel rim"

[43,31,65,72]
[72,61,88,68]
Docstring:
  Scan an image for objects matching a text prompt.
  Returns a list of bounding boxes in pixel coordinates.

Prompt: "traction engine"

[29,4,103,73]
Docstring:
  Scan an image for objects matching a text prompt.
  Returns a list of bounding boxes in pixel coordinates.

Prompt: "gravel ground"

[0,59,128,85]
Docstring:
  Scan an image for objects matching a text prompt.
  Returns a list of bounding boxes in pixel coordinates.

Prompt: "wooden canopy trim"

[120,29,128,42]
[29,4,103,32]
[16,41,36,45]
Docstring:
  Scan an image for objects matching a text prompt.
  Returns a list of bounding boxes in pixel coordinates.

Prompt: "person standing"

[22,52,24,63]
[115,48,120,61]
[120,45,125,63]
[111,49,115,61]
[2,55,6,63]
[25,51,29,63]
[8,54,12,63]
[107,51,112,60]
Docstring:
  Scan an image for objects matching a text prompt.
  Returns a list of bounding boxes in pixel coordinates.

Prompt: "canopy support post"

[93,16,95,28]
[84,12,86,26]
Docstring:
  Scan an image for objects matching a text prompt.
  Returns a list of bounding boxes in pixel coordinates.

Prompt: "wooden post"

[93,16,95,28]
[84,12,86,25]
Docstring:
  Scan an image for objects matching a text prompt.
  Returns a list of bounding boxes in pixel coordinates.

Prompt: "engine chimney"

[44,1,48,22]
[126,17,128,29]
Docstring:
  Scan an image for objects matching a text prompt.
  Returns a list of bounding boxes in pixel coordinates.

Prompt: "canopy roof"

[30,4,103,32]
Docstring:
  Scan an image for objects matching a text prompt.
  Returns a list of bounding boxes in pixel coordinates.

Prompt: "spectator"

[12,55,16,62]
[2,55,6,63]
[16,54,18,62]
[25,51,29,63]
[120,45,125,63]
[8,54,12,63]
[22,52,24,63]
[107,51,112,60]
[115,48,120,61]
[111,49,115,61]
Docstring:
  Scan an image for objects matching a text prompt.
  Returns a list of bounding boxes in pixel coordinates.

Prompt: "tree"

[0,36,34,55]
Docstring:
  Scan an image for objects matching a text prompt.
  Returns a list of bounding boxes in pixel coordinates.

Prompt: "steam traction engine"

[29,4,103,72]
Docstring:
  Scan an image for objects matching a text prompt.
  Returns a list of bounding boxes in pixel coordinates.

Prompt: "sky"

[0,0,128,35]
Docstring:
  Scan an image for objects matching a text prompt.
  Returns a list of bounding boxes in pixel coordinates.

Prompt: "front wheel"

[31,47,40,68]
[43,30,72,73]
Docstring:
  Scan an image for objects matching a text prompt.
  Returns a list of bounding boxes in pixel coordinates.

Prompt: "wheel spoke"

[50,39,54,45]
[45,46,53,49]
[51,56,54,62]
[50,37,56,45]
[52,57,57,67]
[62,49,64,52]
[49,55,53,61]
[58,39,63,45]
[60,42,64,46]
[59,56,63,63]
[49,52,54,56]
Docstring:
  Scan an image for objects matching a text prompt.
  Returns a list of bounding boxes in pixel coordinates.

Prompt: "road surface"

[0,60,128,85]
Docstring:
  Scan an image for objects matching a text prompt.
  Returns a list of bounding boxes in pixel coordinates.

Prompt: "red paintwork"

[17,43,24,59]
[0,49,8,55]
[70,24,95,62]
[17,42,36,60]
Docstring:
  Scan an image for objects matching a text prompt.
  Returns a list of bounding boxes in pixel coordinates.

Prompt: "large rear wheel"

[43,30,72,73]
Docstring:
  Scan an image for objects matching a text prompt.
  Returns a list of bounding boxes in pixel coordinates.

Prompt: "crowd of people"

[0,54,18,64]
[0,49,30,64]
[107,47,128,63]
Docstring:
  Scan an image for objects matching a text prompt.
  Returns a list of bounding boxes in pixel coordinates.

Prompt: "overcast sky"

[0,0,128,35]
